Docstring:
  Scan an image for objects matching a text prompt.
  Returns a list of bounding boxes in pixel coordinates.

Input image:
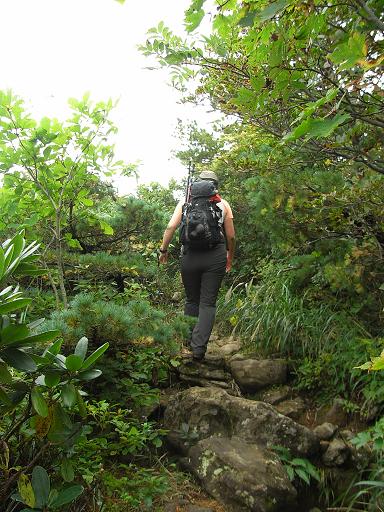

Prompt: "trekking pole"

[185,159,195,204]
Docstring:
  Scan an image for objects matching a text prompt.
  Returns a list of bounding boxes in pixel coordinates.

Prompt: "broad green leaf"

[1,324,29,345]
[354,361,372,370]
[61,383,77,408]
[44,338,63,357]
[77,369,102,381]
[258,0,290,22]
[269,40,284,67]
[79,197,93,207]
[329,32,367,70]
[18,474,35,508]
[1,348,37,372]
[371,357,384,371]
[81,343,109,370]
[60,459,75,482]
[34,411,53,439]
[0,362,12,384]
[164,52,187,65]
[0,246,5,279]
[65,354,83,372]
[0,298,32,315]
[304,463,321,481]
[14,262,46,277]
[185,0,206,32]
[294,88,339,123]
[285,465,295,481]
[295,468,310,485]
[0,387,12,405]
[233,87,258,110]
[44,372,61,388]
[32,466,50,508]
[284,113,351,141]
[74,337,88,361]
[12,330,60,348]
[76,389,87,418]
[50,402,72,431]
[99,220,114,235]
[31,387,49,417]
[50,485,83,508]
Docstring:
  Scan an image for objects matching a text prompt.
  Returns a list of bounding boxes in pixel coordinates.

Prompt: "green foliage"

[0,234,109,511]
[44,292,188,349]
[271,445,320,486]
[340,418,384,510]
[218,261,384,403]
[69,400,168,510]
[13,465,83,511]
[142,0,384,173]
[137,179,180,216]
[102,465,169,510]
[173,120,225,168]
[0,91,137,305]
[356,344,384,372]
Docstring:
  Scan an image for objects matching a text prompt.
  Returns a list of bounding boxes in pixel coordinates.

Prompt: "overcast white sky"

[0,0,217,195]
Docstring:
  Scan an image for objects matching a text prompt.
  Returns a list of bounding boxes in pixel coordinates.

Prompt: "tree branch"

[354,0,384,32]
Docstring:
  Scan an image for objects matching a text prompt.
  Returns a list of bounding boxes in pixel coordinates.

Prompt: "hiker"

[159,170,235,360]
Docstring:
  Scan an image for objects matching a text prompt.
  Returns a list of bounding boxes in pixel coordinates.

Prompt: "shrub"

[44,292,189,349]
[0,233,108,510]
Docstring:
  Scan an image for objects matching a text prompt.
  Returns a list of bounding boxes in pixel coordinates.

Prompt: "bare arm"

[159,202,182,263]
[224,215,236,272]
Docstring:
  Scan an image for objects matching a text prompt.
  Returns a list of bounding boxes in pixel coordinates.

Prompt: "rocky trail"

[159,335,370,512]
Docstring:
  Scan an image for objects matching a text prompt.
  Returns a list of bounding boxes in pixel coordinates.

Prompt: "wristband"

[159,248,168,254]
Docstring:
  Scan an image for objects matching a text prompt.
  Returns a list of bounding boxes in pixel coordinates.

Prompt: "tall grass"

[217,268,383,401]
[218,275,367,360]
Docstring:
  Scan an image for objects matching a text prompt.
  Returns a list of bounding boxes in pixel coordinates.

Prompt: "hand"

[159,251,169,265]
[226,255,232,273]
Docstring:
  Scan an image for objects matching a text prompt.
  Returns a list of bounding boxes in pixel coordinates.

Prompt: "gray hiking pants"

[180,243,227,357]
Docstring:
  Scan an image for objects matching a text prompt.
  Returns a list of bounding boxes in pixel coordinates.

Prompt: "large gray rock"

[322,438,350,467]
[178,354,234,391]
[259,386,292,405]
[313,422,338,441]
[165,387,319,457]
[230,358,288,392]
[274,397,306,420]
[323,398,348,427]
[183,435,297,512]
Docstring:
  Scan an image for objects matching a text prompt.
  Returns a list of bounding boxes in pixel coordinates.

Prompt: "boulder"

[274,397,306,420]
[178,354,233,391]
[179,359,229,382]
[230,358,288,392]
[164,387,319,458]
[324,398,348,427]
[322,438,350,467]
[183,435,297,512]
[179,375,231,390]
[259,386,292,406]
[313,422,338,441]
[216,341,241,357]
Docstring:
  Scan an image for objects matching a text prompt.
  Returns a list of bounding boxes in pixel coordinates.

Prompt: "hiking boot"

[192,352,205,362]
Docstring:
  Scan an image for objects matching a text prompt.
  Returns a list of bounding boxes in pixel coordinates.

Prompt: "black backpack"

[179,180,224,250]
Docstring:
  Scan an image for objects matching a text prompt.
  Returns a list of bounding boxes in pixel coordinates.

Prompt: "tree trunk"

[55,211,68,308]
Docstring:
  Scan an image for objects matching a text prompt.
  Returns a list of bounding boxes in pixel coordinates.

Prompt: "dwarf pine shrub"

[44,292,189,348]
